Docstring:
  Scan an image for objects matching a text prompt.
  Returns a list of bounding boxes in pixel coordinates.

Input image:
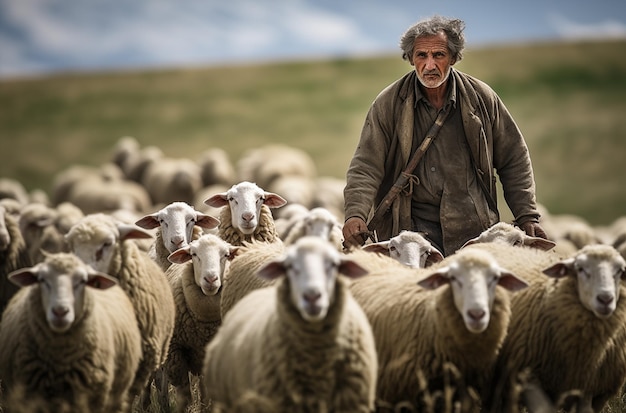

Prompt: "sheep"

[0,177,30,205]
[141,157,203,206]
[50,163,126,206]
[204,181,287,246]
[361,229,445,268]
[0,252,142,413]
[18,202,67,264]
[135,201,220,271]
[235,144,317,190]
[0,205,32,315]
[111,135,141,172]
[485,244,626,413]
[267,174,316,209]
[348,247,529,410]
[196,147,237,187]
[201,236,378,413]
[219,239,286,318]
[123,145,164,183]
[162,234,239,413]
[65,213,176,404]
[311,175,347,223]
[282,206,345,251]
[460,221,556,250]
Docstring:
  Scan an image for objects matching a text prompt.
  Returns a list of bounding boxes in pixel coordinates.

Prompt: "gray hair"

[399,15,466,63]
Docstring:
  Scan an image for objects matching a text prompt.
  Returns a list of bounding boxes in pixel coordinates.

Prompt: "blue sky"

[1,0,625,79]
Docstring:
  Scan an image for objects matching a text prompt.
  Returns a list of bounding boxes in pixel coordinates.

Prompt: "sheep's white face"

[189,236,233,296]
[135,202,219,253]
[461,222,556,250]
[303,208,339,241]
[71,230,117,274]
[545,245,626,318]
[9,254,118,334]
[418,250,528,333]
[227,183,268,235]
[363,231,444,269]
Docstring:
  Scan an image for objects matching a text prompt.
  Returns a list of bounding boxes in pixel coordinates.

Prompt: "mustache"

[423,69,440,76]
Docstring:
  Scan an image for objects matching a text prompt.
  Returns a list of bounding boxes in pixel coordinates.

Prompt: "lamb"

[0,252,142,413]
[361,229,444,268]
[461,221,556,250]
[135,201,220,271]
[162,234,239,413]
[484,244,626,413]
[348,247,529,410]
[282,206,345,251]
[0,204,32,315]
[65,214,176,403]
[203,181,287,246]
[201,236,378,413]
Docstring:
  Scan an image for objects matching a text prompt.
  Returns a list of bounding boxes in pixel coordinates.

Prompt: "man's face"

[411,32,455,89]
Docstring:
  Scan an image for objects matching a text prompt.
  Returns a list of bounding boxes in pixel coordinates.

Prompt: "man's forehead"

[413,32,448,51]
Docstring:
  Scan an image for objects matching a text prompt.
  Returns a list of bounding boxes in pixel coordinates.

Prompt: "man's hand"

[519,221,548,240]
[342,217,369,249]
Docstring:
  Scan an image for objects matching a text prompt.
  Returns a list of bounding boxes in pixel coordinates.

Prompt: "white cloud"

[549,13,626,40]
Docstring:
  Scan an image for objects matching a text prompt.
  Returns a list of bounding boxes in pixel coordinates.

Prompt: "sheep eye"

[513,240,522,246]
[389,246,397,252]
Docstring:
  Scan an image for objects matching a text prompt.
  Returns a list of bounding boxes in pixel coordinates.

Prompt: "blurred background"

[1,0,625,226]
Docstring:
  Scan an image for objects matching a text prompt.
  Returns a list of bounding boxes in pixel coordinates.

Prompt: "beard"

[417,66,452,89]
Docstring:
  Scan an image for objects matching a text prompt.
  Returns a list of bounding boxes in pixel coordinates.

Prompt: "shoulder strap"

[367,104,453,234]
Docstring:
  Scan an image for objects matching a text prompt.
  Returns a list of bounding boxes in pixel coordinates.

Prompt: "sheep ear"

[227,246,241,261]
[118,224,153,241]
[425,249,445,266]
[362,242,391,256]
[524,237,556,251]
[497,271,529,291]
[417,268,450,290]
[263,192,287,208]
[86,273,118,290]
[257,260,286,280]
[196,214,220,229]
[134,213,160,229]
[204,193,229,208]
[338,259,368,279]
[168,247,192,264]
[8,267,39,287]
[542,258,575,278]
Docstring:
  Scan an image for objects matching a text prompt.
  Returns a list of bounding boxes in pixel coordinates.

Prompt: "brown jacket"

[344,68,540,254]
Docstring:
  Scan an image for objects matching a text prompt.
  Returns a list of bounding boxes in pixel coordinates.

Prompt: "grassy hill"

[1,39,625,225]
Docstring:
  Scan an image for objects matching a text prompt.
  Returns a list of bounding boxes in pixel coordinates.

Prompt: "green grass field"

[1,39,625,225]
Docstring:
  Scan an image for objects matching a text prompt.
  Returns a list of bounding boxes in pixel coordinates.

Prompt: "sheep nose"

[204,275,217,284]
[52,306,69,317]
[467,309,486,321]
[171,236,185,249]
[597,293,614,305]
[303,290,321,304]
[242,212,254,222]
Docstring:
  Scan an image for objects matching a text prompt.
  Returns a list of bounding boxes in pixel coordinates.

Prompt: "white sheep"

[18,202,67,264]
[196,147,236,187]
[135,201,220,271]
[0,205,32,315]
[460,221,556,250]
[0,177,30,206]
[141,157,203,206]
[162,234,239,413]
[348,247,529,409]
[361,229,445,268]
[235,144,317,190]
[483,243,626,413]
[65,213,176,404]
[0,252,142,413]
[282,206,345,251]
[201,236,377,412]
[203,181,287,246]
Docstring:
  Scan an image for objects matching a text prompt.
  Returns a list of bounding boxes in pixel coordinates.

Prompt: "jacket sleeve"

[344,98,393,223]
[490,94,541,225]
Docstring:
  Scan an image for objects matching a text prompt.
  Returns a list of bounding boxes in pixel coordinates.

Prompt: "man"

[342,15,547,255]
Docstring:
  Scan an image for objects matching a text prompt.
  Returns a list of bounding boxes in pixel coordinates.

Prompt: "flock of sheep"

[0,136,626,413]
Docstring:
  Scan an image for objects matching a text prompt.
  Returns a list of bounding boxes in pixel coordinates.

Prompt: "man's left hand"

[519,221,548,240]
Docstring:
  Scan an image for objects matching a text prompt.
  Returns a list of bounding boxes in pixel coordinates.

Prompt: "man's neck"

[420,81,449,111]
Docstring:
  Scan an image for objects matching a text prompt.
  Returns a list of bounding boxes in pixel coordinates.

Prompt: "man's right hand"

[342,217,370,249]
